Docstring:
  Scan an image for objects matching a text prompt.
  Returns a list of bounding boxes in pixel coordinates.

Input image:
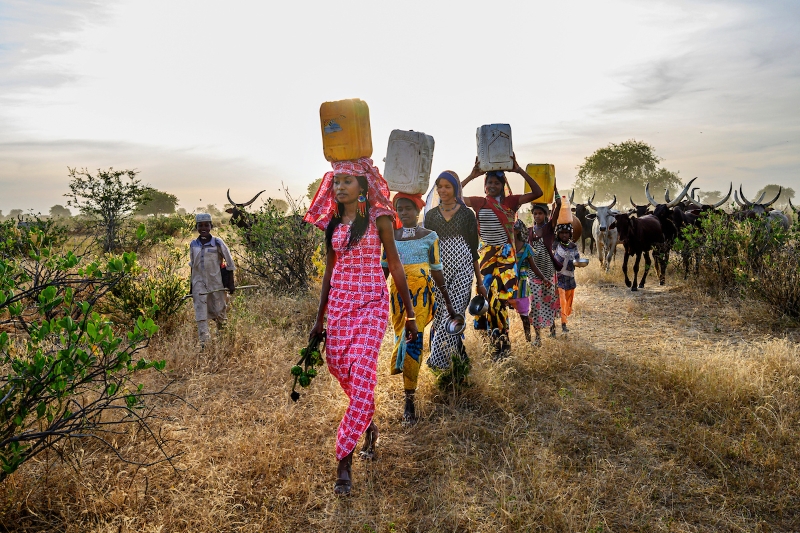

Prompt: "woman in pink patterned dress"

[305,158,418,497]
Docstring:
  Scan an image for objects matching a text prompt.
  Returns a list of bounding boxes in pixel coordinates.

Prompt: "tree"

[8,209,23,221]
[307,178,323,202]
[65,168,151,252]
[755,184,795,208]
[49,204,72,218]
[572,140,683,205]
[136,189,178,216]
[696,190,724,205]
[268,198,289,214]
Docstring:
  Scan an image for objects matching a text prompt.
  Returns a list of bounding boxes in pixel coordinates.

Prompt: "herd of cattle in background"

[225,179,797,293]
[569,178,797,291]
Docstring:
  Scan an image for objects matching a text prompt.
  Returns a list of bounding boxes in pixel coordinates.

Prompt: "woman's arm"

[460,157,484,207]
[473,260,488,298]
[527,254,553,286]
[310,244,336,339]
[430,270,456,317]
[378,216,418,341]
[512,153,544,205]
[549,193,562,231]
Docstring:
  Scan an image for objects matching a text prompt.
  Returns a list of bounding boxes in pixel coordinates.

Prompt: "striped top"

[477,209,509,246]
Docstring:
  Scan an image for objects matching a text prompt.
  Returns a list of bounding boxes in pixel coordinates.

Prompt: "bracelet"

[406,317,416,322]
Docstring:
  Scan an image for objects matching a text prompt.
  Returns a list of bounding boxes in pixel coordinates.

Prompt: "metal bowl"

[468,294,489,316]
[444,313,466,336]
[575,258,590,268]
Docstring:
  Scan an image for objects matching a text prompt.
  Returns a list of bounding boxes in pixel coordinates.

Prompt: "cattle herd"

[222,180,796,294]
[568,178,796,291]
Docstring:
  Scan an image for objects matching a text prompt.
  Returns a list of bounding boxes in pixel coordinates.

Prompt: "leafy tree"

[755,184,795,207]
[64,168,151,252]
[572,140,683,205]
[136,189,178,216]
[268,198,289,214]
[8,209,23,221]
[696,190,724,204]
[49,204,72,218]
[307,177,323,202]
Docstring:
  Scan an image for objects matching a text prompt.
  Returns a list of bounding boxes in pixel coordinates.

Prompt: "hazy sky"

[1,0,798,214]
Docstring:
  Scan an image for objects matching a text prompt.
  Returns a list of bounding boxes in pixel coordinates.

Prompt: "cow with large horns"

[610,213,666,291]
[685,183,733,212]
[225,189,266,230]
[645,177,698,280]
[734,186,790,230]
[585,193,619,271]
[569,190,595,254]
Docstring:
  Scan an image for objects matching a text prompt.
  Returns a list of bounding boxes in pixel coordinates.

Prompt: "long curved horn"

[227,189,236,206]
[605,195,617,209]
[687,195,703,208]
[667,177,698,208]
[739,185,754,206]
[587,191,597,210]
[691,187,699,200]
[763,186,782,208]
[645,183,659,207]
[711,183,732,209]
[241,190,266,207]
[734,190,747,208]
[664,188,671,203]
[789,197,799,214]
[569,189,574,203]
[630,196,640,209]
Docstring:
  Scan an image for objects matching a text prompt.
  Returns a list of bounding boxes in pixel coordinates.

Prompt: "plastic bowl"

[468,294,489,316]
[575,258,590,268]
[444,314,466,336]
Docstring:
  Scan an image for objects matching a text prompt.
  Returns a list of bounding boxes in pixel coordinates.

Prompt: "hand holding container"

[383,130,435,194]
[319,99,372,162]
[524,164,556,203]
[476,124,513,172]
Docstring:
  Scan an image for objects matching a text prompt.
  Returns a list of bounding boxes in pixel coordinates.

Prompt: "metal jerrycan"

[476,124,513,172]
[383,129,435,194]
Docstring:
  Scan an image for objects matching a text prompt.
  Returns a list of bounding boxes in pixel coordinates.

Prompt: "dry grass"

[2,257,800,532]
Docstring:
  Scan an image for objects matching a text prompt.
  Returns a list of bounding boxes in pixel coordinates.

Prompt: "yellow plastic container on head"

[523,163,555,204]
[319,99,373,162]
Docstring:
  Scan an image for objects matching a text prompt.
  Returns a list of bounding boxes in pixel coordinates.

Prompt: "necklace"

[440,202,458,212]
[402,226,417,239]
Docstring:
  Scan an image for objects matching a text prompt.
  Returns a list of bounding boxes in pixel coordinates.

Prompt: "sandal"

[333,478,352,496]
[359,422,379,460]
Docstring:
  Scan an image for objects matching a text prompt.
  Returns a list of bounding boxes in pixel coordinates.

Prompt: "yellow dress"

[382,231,442,390]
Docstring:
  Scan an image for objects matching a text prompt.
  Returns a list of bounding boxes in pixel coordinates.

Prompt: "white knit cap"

[195,213,212,223]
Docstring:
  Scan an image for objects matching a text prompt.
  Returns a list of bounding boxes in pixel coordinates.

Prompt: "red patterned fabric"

[324,208,390,460]
[304,157,399,230]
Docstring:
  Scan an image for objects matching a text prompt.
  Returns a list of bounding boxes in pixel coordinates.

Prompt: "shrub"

[105,239,188,324]
[231,191,322,293]
[0,229,173,481]
[677,211,800,318]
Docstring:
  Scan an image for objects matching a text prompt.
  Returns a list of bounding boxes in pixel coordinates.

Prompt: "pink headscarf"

[304,157,400,230]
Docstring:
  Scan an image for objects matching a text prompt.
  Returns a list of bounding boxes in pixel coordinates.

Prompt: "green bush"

[0,229,172,481]
[676,212,800,318]
[105,240,188,324]
[231,193,322,293]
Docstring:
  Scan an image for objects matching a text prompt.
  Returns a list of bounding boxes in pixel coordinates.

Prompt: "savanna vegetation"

[1,161,799,532]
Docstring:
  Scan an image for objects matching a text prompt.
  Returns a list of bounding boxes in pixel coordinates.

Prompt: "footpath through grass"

[1,262,799,532]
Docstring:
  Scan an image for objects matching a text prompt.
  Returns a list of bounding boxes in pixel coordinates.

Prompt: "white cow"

[585,194,619,271]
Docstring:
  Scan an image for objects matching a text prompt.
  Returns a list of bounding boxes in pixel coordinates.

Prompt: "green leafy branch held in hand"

[0,227,178,482]
[290,333,325,402]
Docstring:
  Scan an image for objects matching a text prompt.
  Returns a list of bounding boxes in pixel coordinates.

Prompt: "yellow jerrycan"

[319,99,373,162]
[523,164,555,204]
